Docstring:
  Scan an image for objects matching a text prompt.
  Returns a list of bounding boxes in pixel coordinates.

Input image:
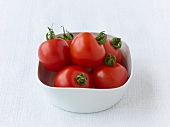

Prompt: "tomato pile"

[38,26,128,89]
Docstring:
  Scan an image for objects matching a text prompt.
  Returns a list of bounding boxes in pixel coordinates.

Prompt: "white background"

[0,0,170,126]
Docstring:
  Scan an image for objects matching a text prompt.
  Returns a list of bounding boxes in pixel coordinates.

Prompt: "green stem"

[46,26,55,40]
[104,54,116,66]
[66,30,74,40]
[110,37,122,49]
[62,26,66,38]
[96,31,107,44]
[56,26,74,40]
[76,73,88,85]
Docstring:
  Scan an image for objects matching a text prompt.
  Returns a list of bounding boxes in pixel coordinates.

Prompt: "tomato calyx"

[76,72,88,85]
[96,31,107,44]
[104,54,116,66]
[56,26,74,41]
[46,26,55,40]
[111,37,122,49]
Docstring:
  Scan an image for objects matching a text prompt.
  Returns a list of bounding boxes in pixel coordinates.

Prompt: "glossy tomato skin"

[103,39,122,63]
[70,32,106,68]
[92,63,128,89]
[38,38,70,72]
[54,65,93,88]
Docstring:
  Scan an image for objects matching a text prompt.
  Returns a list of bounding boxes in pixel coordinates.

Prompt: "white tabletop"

[0,0,170,126]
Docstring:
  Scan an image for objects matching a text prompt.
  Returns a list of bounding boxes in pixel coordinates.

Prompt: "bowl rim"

[37,32,133,91]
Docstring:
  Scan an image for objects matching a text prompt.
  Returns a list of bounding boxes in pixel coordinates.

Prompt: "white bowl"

[37,32,133,113]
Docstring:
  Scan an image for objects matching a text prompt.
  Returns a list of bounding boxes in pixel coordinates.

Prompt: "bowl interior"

[38,32,132,88]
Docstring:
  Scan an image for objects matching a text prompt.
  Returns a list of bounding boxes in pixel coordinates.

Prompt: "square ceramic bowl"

[37,32,133,113]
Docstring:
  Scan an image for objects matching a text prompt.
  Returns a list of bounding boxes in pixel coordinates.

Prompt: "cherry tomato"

[103,38,122,63]
[38,27,70,72]
[70,32,106,68]
[54,65,93,88]
[92,54,128,89]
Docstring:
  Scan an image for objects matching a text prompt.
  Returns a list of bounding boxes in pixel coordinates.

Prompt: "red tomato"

[38,27,71,72]
[70,32,106,68]
[38,28,71,72]
[92,54,128,88]
[103,38,122,63]
[54,65,93,88]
